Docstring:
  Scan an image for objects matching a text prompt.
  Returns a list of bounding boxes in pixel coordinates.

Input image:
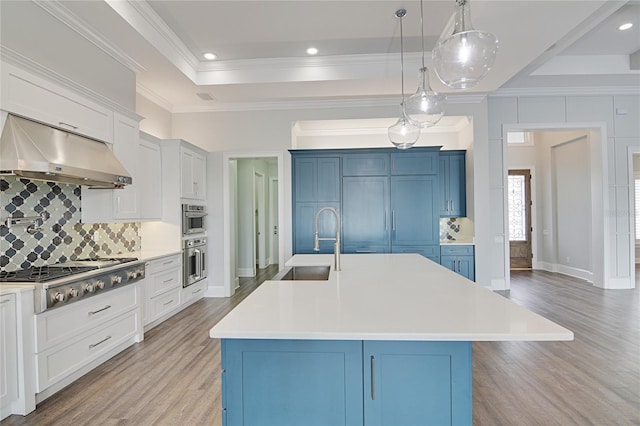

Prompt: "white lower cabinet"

[34,285,142,398]
[182,279,207,305]
[0,290,35,420]
[144,254,183,328]
[1,294,19,418]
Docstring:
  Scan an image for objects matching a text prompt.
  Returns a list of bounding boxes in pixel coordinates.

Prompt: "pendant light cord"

[400,13,405,99]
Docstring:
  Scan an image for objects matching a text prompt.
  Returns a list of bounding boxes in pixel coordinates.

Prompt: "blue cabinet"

[293,156,340,253]
[391,151,438,175]
[221,339,472,426]
[391,175,439,246]
[391,245,440,264]
[439,151,466,217]
[342,176,390,250]
[222,339,364,426]
[343,153,388,176]
[440,245,475,281]
[364,341,472,426]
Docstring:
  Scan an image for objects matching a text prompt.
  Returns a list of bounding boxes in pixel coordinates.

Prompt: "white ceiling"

[5,1,640,112]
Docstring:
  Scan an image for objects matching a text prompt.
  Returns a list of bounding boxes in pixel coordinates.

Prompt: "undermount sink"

[273,266,331,281]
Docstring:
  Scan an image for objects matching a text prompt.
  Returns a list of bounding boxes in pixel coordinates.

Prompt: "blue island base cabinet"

[221,339,472,426]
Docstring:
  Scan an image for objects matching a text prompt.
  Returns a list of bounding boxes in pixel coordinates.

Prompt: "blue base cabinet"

[221,339,472,426]
[440,245,475,281]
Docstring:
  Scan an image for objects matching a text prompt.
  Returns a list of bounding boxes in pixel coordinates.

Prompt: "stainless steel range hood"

[0,114,132,188]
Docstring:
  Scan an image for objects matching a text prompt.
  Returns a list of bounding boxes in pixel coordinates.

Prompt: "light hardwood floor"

[3,265,639,425]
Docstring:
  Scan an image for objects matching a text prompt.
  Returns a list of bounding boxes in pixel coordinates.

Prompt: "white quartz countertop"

[209,254,573,342]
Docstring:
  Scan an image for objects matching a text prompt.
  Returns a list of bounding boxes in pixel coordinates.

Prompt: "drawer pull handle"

[163,278,174,284]
[89,335,112,349]
[371,355,375,400]
[193,288,202,294]
[0,299,11,304]
[403,250,422,253]
[58,121,78,130]
[88,305,111,316]
[162,261,173,265]
[163,299,174,306]
[356,250,375,253]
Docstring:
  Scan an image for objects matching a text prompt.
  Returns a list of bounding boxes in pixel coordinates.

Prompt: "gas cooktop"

[0,257,139,283]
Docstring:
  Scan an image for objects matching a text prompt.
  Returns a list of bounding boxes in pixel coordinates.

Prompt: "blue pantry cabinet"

[221,339,472,426]
[439,151,466,217]
[342,176,390,253]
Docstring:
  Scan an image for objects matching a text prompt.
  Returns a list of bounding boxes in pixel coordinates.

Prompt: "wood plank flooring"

[2,265,638,425]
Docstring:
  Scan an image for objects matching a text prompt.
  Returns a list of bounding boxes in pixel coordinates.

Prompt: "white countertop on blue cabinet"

[209,254,573,342]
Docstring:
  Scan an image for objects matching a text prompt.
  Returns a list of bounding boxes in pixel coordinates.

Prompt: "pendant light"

[389,9,420,149]
[432,0,498,90]
[403,0,445,129]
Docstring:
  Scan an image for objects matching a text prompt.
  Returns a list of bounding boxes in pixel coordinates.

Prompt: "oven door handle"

[201,251,206,277]
[185,212,208,218]
[194,248,202,279]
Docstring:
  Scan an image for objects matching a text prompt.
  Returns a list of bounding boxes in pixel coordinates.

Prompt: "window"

[508,175,527,241]
[507,131,533,145]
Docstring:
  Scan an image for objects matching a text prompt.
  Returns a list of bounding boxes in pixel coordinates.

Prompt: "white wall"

[491,94,640,289]
[137,94,172,139]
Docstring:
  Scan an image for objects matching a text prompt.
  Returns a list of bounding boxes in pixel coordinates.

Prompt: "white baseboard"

[204,286,227,297]
[491,278,508,291]
[237,267,254,278]
[539,262,593,283]
[600,277,635,289]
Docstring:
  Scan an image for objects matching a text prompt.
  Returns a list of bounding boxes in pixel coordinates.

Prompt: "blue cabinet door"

[222,339,364,426]
[391,151,438,175]
[294,202,340,253]
[391,175,439,246]
[343,154,389,176]
[439,152,466,217]
[441,254,475,281]
[364,341,472,426]
[294,157,340,202]
[342,176,389,248]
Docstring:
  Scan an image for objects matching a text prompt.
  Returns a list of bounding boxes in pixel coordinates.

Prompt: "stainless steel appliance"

[182,204,207,235]
[0,114,132,188]
[0,258,144,313]
[183,237,207,287]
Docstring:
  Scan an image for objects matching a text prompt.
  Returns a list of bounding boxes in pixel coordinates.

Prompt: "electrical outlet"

[566,256,570,263]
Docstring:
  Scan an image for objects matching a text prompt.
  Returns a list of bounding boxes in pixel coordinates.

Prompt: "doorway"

[508,169,532,269]
[269,177,279,265]
[224,153,284,297]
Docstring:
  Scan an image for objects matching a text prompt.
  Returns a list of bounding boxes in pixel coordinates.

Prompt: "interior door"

[508,169,533,269]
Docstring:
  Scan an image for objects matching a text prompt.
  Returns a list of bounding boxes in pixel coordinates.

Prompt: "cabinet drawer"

[392,245,439,257]
[36,285,139,352]
[146,254,181,274]
[182,280,207,304]
[148,288,181,321]
[147,268,181,298]
[343,244,389,254]
[440,245,474,256]
[2,64,114,143]
[391,152,438,175]
[342,154,389,176]
[36,310,139,392]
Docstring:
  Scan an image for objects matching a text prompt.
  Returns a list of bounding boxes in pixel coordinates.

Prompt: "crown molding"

[136,82,174,112]
[105,0,199,82]
[491,86,640,97]
[167,92,485,114]
[0,47,140,120]
[33,0,145,73]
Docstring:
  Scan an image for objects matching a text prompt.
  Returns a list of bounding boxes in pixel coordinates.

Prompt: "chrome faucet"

[313,207,341,271]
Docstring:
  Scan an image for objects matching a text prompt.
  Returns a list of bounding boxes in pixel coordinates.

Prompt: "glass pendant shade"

[388,113,420,150]
[432,0,498,90]
[404,67,445,128]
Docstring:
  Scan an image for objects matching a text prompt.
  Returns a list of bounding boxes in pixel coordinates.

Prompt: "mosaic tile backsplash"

[1,177,140,272]
[440,217,473,242]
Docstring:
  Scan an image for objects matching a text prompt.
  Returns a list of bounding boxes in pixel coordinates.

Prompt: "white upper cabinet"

[138,133,163,220]
[180,146,206,200]
[112,113,140,220]
[0,62,113,143]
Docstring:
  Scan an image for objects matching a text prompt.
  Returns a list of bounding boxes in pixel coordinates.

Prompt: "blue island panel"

[222,339,364,426]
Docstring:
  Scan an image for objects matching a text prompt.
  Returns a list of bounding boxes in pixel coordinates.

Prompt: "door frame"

[629,146,640,287]
[501,123,609,290]
[223,151,285,297]
[269,177,279,265]
[253,170,267,272]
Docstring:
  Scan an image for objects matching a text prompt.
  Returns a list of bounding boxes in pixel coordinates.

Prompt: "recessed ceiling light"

[203,52,217,60]
[618,22,633,31]
[306,47,318,55]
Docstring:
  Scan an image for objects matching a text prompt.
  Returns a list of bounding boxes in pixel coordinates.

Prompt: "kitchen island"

[210,254,573,426]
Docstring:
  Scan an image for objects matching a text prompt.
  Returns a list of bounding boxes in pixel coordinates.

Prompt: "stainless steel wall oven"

[182,204,207,235]
[183,237,207,287]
